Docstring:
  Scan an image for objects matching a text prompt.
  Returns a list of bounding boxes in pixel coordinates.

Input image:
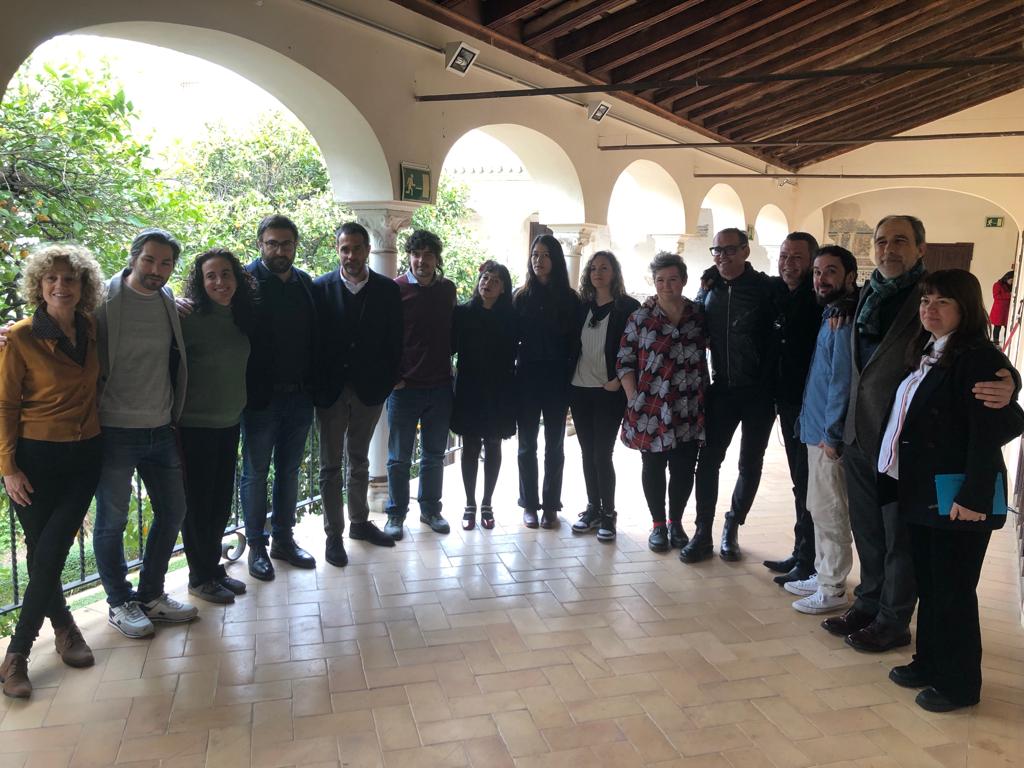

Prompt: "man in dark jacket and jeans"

[684,228,777,563]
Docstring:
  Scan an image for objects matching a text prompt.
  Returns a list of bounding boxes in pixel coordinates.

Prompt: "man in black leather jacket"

[683,228,777,563]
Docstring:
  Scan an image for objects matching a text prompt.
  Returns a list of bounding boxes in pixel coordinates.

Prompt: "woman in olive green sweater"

[179,249,256,604]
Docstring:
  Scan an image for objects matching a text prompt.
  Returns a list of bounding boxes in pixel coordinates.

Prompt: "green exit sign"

[985,217,1004,228]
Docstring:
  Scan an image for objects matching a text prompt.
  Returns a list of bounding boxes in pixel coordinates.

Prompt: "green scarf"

[856,258,926,338]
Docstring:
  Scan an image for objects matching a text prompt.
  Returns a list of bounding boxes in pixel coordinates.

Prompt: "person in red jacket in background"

[989,271,1012,344]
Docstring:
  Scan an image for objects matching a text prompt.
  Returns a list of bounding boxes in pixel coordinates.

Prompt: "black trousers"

[777,401,815,568]
[843,440,916,629]
[695,385,776,525]
[516,363,569,512]
[569,385,625,514]
[8,437,102,655]
[180,424,240,587]
[909,523,991,704]
[461,436,502,507]
[641,442,700,523]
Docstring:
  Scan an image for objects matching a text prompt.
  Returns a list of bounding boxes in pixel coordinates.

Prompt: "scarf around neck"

[856,258,926,338]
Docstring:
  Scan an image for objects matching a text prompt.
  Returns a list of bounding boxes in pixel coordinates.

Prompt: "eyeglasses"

[261,239,296,251]
[709,245,744,257]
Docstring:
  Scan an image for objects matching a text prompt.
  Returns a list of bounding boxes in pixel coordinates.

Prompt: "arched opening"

[682,183,748,293]
[441,124,585,277]
[606,160,686,295]
[754,203,790,274]
[72,22,392,202]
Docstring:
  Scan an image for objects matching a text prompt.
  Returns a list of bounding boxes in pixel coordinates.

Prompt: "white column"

[348,201,420,513]
[549,223,597,289]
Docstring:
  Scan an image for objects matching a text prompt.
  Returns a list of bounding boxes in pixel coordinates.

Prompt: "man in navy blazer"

[313,222,403,567]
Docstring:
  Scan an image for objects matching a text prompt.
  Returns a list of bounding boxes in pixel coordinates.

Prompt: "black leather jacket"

[697,263,776,390]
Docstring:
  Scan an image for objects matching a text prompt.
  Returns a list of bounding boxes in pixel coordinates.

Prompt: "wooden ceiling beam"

[601,0,816,83]
[780,77,1024,167]
[646,0,903,106]
[584,0,765,76]
[711,21,1021,138]
[771,69,1021,166]
[672,0,952,119]
[522,0,624,48]
[553,0,703,63]
[482,0,548,29]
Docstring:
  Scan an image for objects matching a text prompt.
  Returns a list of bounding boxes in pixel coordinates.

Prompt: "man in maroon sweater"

[382,230,458,539]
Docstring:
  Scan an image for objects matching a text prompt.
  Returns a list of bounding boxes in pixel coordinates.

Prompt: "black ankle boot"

[719,511,741,561]
[679,523,713,563]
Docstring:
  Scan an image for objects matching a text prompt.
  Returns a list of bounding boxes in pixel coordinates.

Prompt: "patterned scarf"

[855,258,926,338]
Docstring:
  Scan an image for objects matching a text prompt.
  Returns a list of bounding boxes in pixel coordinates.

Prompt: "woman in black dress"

[451,261,517,530]
[513,235,581,529]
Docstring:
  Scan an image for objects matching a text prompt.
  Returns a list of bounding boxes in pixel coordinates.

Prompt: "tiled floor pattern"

[1,432,1022,767]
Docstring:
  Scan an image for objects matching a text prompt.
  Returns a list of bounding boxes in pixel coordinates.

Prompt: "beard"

[140,274,166,289]
[264,255,292,274]
[816,286,844,306]
[342,260,365,278]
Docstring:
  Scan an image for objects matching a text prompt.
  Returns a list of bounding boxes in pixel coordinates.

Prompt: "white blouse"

[877,333,950,479]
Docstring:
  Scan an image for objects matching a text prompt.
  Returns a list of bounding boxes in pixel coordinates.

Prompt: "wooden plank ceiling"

[391,0,1024,170]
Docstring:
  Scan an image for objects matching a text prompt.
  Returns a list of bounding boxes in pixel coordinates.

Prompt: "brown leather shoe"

[54,620,95,668]
[821,606,874,637]
[845,621,912,653]
[0,652,31,698]
[523,509,539,529]
[540,510,558,529]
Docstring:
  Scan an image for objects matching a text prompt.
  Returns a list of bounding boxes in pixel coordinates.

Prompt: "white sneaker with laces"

[783,574,819,596]
[109,601,155,638]
[140,593,198,623]
[792,587,848,615]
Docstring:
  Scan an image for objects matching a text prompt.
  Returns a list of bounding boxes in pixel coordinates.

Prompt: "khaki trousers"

[806,444,853,594]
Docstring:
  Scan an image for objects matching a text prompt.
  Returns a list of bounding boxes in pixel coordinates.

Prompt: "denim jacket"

[799,305,853,449]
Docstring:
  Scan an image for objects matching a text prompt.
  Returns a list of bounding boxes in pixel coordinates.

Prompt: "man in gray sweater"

[92,229,197,638]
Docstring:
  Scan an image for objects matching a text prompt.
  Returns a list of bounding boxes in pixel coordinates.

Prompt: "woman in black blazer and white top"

[569,251,640,542]
[878,269,1023,712]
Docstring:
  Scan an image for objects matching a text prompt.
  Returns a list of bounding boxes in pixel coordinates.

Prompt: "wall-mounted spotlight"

[587,100,611,122]
[444,41,479,76]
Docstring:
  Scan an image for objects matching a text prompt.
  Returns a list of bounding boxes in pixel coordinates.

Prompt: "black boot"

[648,524,669,552]
[719,512,741,562]
[247,542,275,581]
[668,521,689,549]
[679,522,713,563]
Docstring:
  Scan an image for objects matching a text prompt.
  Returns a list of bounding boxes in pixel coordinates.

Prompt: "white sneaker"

[783,574,819,596]
[109,601,155,638]
[140,593,198,623]
[792,587,848,615]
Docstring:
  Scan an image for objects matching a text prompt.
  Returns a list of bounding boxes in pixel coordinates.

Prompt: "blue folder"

[934,473,1007,517]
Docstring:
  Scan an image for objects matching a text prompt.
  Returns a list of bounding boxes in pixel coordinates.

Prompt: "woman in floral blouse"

[617,251,708,554]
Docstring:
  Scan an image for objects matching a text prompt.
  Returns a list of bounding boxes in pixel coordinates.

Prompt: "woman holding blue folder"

[878,269,1023,712]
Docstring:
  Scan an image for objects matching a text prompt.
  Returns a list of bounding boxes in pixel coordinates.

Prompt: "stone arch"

[606,160,686,293]
[37,21,393,202]
[754,203,790,266]
[699,183,746,234]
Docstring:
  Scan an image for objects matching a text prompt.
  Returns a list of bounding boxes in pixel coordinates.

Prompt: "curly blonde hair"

[20,243,105,313]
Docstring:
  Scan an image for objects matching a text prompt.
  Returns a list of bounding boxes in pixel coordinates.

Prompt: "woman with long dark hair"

[179,248,257,604]
[569,251,639,541]
[880,269,1023,712]
[513,235,581,529]
[451,261,517,530]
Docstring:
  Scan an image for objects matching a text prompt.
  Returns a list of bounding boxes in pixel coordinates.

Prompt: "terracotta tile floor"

[2,431,1022,767]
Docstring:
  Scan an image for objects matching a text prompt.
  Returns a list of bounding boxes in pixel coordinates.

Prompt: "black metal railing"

[1,427,460,617]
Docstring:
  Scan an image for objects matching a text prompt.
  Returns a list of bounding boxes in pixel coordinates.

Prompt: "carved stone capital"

[347,200,421,277]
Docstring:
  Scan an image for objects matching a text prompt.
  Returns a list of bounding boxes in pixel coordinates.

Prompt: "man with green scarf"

[825,214,1015,653]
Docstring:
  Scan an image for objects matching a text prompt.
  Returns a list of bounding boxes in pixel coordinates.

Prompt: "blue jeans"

[240,391,314,545]
[93,425,188,607]
[385,385,453,518]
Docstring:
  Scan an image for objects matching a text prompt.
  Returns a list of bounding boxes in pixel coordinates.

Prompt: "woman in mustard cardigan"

[0,243,105,698]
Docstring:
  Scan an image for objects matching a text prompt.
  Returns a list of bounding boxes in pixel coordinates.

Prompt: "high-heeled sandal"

[462,506,477,531]
[480,505,495,530]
